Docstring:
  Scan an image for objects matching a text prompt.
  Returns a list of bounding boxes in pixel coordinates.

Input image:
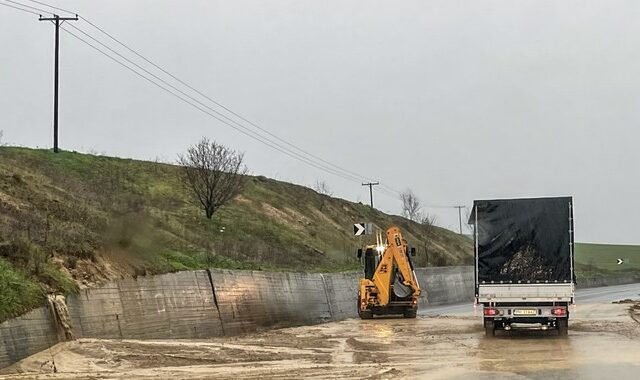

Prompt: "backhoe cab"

[357,226,421,319]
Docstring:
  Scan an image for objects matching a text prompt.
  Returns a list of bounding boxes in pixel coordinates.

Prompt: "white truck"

[470,197,575,337]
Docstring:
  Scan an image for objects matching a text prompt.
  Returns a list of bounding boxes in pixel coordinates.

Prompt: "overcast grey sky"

[1,1,638,243]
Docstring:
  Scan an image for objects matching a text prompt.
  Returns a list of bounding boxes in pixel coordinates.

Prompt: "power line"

[59,27,446,204]
[19,0,461,209]
[379,184,400,194]
[20,3,454,206]
[59,26,371,184]
[63,24,374,185]
[21,1,376,186]
[24,0,75,15]
[0,0,41,16]
[5,0,50,14]
[77,15,387,188]
[64,23,367,183]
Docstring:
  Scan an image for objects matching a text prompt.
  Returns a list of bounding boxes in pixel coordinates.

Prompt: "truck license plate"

[513,309,537,316]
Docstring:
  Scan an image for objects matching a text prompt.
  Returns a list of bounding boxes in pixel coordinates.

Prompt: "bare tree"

[313,179,333,196]
[400,188,422,221]
[178,138,248,219]
[463,207,473,234]
[0,130,5,146]
[419,212,437,265]
[420,213,438,227]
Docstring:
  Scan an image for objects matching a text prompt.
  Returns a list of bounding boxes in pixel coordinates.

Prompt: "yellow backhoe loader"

[357,226,421,319]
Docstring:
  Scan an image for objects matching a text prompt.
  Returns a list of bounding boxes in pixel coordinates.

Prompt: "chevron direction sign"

[353,223,373,236]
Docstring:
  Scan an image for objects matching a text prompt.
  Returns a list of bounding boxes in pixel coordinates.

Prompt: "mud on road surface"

[2,302,640,379]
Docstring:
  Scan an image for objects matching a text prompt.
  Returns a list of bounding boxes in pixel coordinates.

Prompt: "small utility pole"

[454,205,465,235]
[39,14,78,153]
[362,182,379,208]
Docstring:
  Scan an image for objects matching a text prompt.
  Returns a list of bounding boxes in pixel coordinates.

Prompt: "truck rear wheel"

[557,318,568,337]
[484,320,495,337]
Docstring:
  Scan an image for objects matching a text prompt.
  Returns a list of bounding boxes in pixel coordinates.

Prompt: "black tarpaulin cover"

[473,197,574,283]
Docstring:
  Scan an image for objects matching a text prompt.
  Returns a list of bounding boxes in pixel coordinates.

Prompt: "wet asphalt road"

[2,283,640,379]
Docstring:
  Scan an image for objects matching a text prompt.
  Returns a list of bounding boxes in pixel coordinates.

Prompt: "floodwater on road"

[1,302,639,379]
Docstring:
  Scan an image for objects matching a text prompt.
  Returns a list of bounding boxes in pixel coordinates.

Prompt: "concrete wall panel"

[209,269,332,335]
[415,266,475,306]
[67,271,223,340]
[67,284,123,339]
[577,275,640,289]
[0,307,59,369]
[321,272,360,320]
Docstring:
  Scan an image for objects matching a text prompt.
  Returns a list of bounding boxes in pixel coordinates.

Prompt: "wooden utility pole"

[39,14,78,153]
[455,205,465,235]
[362,182,379,208]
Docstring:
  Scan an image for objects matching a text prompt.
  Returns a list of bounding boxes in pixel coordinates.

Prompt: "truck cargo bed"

[478,283,574,303]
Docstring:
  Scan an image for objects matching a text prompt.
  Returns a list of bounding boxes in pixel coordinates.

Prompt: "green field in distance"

[575,242,640,276]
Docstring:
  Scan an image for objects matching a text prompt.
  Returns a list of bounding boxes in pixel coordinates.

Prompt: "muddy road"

[2,284,640,379]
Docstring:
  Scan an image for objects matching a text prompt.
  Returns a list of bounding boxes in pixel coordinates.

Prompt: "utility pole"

[362,182,379,208]
[39,14,78,153]
[454,205,465,235]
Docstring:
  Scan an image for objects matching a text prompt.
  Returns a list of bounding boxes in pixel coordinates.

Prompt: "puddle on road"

[429,328,640,380]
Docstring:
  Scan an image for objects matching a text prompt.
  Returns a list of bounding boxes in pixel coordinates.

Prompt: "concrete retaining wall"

[576,275,640,289]
[210,269,332,335]
[67,270,223,340]
[0,307,59,369]
[322,272,360,320]
[415,266,475,305]
[2,266,639,369]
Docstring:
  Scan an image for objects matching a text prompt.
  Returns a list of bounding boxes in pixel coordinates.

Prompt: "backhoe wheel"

[484,320,496,337]
[357,294,373,319]
[557,318,568,337]
[359,309,373,319]
[403,309,417,318]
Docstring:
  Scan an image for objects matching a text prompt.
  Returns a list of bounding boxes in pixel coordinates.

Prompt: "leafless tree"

[419,211,437,265]
[420,213,438,227]
[400,188,422,221]
[178,138,248,219]
[313,179,333,196]
[463,207,473,234]
[0,130,5,146]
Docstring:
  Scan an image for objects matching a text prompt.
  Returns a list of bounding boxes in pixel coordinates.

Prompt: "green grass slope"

[0,147,472,321]
[575,243,640,278]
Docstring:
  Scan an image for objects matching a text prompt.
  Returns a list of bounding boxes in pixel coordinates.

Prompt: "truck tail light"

[360,300,367,310]
[551,307,566,316]
[484,307,499,316]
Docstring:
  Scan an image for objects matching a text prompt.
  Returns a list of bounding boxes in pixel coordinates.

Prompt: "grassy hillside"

[0,147,472,321]
[575,243,640,278]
